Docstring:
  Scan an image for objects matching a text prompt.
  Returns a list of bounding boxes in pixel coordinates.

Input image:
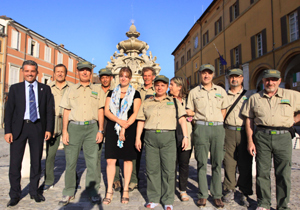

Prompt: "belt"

[146,129,171,133]
[196,120,223,126]
[224,124,245,131]
[24,119,40,124]
[257,128,290,135]
[69,120,97,125]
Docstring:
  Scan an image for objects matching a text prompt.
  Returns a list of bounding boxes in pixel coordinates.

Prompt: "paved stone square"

[0,128,300,210]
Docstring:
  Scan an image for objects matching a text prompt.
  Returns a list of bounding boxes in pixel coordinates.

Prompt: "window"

[181,56,184,67]
[68,57,73,72]
[203,31,209,46]
[215,17,222,35]
[44,46,52,62]
[187,49,191,61]
[57,52,63,64]
[0,24,4,34]
[42,74,51,85]
[176,61,179,71]
[9,65,20,85]
[251,29,267,59]
[230,44,242,68]
[289,11,299,42]
[187,76,191,90]
[257,33,263,57]
[0,40,2,52]
[27,38,40,58]
[230,0,239,22]
[11,29,21,50]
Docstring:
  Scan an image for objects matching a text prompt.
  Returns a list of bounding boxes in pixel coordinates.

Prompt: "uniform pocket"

[214,96,223,109]
[280,103,293,117]
[254,105,265,117]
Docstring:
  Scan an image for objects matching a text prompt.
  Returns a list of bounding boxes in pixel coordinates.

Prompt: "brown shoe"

[197,198,206,207]
[113,180,121,192]
[214,198,225,209]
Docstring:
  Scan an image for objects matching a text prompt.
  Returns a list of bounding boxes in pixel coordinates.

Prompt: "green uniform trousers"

[63,123,100,197]
[144,130,176,205]
[255,131,292,210]
[223,128,253,195]
[45,134,61,185]
[193,124,225,199]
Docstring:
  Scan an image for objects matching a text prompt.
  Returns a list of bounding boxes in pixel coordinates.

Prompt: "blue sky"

[2,0,211,79]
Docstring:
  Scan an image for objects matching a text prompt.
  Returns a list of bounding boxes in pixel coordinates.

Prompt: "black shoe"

[30,194,45,202]
[7,198,20,207]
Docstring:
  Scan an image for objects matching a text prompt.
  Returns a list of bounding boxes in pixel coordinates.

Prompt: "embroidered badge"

[167,102,174,105]
[215,93,222,98]
[281,99,290,104]
[92,91,98,96]
[242,96,248,100]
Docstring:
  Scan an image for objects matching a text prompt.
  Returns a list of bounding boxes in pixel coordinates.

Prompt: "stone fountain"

[106,23,161,89]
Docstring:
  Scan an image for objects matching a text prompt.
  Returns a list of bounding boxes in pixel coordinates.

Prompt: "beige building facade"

[172,0,300,92]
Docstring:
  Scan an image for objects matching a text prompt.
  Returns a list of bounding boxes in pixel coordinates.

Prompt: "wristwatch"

[183,136,189,139]
[98,130,104,134]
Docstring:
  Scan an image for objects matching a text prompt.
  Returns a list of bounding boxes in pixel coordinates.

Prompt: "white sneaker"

[256,207,270,210]
[164,205,173,210]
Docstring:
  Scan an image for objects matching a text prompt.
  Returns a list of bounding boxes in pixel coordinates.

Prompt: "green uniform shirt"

[136,96,186,130]
[60,83,105,122]
[242,87,300,127]
[225,88,253,126]
[186,83,229,122]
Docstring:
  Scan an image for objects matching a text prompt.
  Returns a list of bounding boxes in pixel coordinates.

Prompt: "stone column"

[242,63,250,90]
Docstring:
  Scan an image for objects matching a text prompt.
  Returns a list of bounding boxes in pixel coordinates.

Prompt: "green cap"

[199,64,215,72]
[228,68,243,76]
[154,75,169,84]
[77,61,93,70]
[99,68,112,76]
[262,69,281,79]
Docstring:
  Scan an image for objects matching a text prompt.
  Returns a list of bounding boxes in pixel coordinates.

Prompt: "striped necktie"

[29,84,38,122]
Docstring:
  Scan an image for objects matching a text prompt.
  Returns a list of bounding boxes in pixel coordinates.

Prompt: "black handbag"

[173,98,183,147]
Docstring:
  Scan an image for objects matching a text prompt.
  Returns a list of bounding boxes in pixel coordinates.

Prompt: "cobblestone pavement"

[0,129,300,210]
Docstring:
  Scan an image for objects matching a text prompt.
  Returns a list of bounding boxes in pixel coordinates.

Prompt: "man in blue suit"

[4,60,54,207]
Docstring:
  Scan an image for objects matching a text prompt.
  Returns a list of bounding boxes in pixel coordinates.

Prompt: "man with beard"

[222,69,253,207]
[242,69,300,210]
[44,64,71,191]
[186,64,229,209]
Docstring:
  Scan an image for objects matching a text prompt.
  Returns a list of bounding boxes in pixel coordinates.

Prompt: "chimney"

[60,44,64,48]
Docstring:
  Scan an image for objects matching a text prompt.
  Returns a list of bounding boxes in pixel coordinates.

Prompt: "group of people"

[4,60,300,210]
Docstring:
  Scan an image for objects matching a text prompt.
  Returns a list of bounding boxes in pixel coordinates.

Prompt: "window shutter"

[236,0,240,17]
[230,6,233,22]
[49,47,52,63]
[238,44,242,66]
[219,17,222,32]
[36,42,39,58]
[215,22,217,36]
[215,58,218,76]
[297,7,300,39]
[262,29,267,55]
[281,16,288,45]
[230,49,234,68]
[27,38,32,54]
[44,46,47,61]
[203,34,205,46]
[11,30,17,49]
[18,32,21,51]
[207,31,209,43]
[251,35,256,59]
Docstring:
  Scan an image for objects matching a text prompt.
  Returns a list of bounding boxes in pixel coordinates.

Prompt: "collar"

[50,80,69,88]
[75,82,93,89]
[228,87,244,95]
[141,85,154,91]
[153,95,172,102]
[25,80,37,88]
[199,83,217,91]
[261,87,283,98]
